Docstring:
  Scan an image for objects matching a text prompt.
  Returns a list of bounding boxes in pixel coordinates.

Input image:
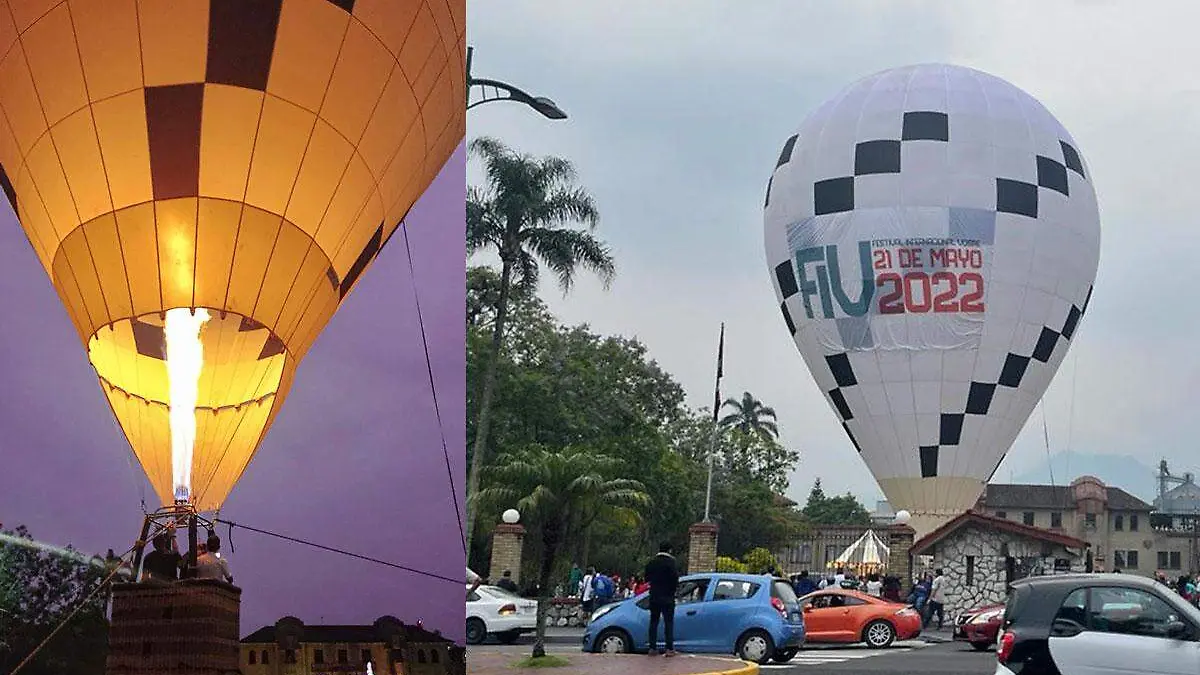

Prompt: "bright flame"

[165,307,211,503]
[366,663,374,675]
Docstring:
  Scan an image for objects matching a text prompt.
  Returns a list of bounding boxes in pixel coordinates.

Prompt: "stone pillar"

[888,524,916,590]
[107,579,240,675]
[688,522,719,573]
[489,523,525,584]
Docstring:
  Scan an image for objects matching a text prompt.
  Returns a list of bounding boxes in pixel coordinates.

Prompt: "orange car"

[798,589,922,648]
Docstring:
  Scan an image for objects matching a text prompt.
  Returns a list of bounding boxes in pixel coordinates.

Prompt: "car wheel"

[772,648,799,663]
[970,641,992,651]
[736,629,776,664]
[863,620,896,648]
[498,630,521,645]
[594,628,631,654]
[466,618,487,645]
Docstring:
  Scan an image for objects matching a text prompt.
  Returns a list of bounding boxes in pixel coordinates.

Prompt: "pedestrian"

[568,563,583,598]
[865,573,882,597]
[592,571,615,607]
[793,570,817,597]
[496,570,519,593]
[834,567,847,587]
[881,575,902,602]
[195,535,233,584]
[580,566,597,613]
[635,575,650,595]
[644,542,679,657]
[924,569,946,630]
[141,526,182,582]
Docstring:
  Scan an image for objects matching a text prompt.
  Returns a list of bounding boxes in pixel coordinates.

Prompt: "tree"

[801,479,872,526]
[741,547,779,574]
[0,526,110,675]
[474,446,649,658]
[465,137,616,550]
[719,392,779,442]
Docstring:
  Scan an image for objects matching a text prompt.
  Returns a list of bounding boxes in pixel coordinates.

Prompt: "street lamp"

[466,47,567,119]
[502,508,520,525]
[894,509,912,526]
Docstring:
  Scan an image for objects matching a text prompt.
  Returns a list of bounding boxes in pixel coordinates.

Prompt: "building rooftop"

[912,510,1089,556]
[980,483,1152,512]
[242,623,448,645]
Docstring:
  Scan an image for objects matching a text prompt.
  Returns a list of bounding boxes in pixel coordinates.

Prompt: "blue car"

[582,573,806,664]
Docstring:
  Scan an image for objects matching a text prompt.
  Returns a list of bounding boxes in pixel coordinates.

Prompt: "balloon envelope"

[0,0,464,511]
[764,64,1100,534]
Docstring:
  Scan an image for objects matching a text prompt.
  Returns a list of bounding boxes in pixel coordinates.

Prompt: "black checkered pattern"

[994,140,1085,219]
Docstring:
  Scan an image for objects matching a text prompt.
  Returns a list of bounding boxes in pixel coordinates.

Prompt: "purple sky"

[0,146,466,641]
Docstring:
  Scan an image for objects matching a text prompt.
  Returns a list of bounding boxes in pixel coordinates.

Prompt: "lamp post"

[466,46,567,119]
[502,508,520,525]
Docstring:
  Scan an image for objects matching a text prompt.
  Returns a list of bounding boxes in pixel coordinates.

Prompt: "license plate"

[790,613,801,623]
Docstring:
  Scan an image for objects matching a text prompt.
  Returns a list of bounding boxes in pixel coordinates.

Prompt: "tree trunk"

[581,527,591,571]
[532,521,562,659]
[465,252,515,550]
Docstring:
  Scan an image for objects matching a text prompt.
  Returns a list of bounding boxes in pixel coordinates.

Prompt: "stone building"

[974,475,1180,575]
[911,510,1088,616]
[240,616,462,675]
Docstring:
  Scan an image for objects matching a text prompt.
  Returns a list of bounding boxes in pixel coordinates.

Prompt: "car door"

[660,578,711,651]
[1047,586,1200,675]
[801,593,837,640]
[694,578,764,651]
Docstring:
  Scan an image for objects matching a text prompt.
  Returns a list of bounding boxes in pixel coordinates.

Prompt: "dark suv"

[996,573,1200,674]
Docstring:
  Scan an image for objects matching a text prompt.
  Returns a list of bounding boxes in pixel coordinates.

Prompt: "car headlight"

[970,610,1003,624]
[591,604,618,622]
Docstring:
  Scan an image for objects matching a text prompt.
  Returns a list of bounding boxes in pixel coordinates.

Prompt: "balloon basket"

[129,504,217,581]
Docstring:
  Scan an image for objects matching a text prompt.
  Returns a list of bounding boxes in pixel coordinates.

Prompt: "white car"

[466,584,538,645]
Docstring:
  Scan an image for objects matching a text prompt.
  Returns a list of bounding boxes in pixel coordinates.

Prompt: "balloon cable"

[214,518,461,585]
[400,220,465,555]
[1042,399,1055,489]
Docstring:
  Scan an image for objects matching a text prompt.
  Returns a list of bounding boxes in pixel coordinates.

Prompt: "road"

[470,631,997,674]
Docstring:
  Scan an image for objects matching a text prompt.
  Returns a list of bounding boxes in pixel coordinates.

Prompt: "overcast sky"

[467,1,1200,509]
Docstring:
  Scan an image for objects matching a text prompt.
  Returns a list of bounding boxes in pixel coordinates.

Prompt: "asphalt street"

[470,633,997,675]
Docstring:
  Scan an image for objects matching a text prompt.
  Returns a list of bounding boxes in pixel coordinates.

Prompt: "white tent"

[829,530,891,569]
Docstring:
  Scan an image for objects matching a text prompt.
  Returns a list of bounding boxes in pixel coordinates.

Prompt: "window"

[996,511,1007,519]
[713,579,760,601]
[418,650,427,664]
[1115,514,1124,531]
[1157,551,1183,570]
[966,556,975,586]
[1114,550,1126,568]
[1051,512,1063,528]
[262,650,269,665]
[1023,512,1035,526]
[677,579,709,604]
[1131,514,1140,531]
[338,649,348,664]
[806,593,865,609]
[1051,588,1088,636]
[1088,587,1186,638]
[285,650,297,664]
[467,591,480,601]
[432,650,440,664]
[249,651,257,665]
[1127,550,1139,569]
[314,649,324,664]
[1085,513,1097,527]
[361,649,372,664]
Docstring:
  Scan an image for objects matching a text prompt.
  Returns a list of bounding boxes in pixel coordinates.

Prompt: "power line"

[215,518,461,585]
[400,220,465,555]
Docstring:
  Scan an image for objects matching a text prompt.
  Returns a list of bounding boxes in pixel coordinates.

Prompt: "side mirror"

[803,606,813,613]
[1166,620,1189,639]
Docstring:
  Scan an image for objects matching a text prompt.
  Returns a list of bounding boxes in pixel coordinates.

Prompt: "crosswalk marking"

[758,645,926,668]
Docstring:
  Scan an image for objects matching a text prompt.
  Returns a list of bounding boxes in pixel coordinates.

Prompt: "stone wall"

[545,598,588,627]
[488,524,525,584]
[688,522,718,573]
[926,526,1085,617]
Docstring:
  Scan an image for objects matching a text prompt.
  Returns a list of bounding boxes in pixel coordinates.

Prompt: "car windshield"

[483,585,521,599]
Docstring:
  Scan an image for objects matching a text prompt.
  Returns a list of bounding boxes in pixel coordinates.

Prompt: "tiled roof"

[912,510,1089,556]
[981,483,1152,511]
[242,623,448,645]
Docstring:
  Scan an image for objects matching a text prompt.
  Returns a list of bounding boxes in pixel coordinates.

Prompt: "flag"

[713,323,724,423]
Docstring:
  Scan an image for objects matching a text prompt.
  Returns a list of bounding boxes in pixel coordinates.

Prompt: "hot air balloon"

[764,64,1100,536]
[0,0,464,518]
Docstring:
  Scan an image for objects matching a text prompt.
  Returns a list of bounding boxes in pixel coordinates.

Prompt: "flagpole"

[703,323,725,522]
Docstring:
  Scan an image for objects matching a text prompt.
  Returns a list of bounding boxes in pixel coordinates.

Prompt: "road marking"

[758,646,920,668]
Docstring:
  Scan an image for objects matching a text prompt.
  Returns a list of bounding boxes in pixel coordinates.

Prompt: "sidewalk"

[469,650,755,675]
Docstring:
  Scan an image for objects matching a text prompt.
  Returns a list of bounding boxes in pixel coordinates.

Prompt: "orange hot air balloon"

[0,0,464,512]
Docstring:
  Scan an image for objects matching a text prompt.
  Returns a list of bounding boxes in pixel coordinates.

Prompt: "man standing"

[496,570,519,594]
[924,568,946,629]
[580,566,597,614]
[644,542,679,657]
[568,563,583,598]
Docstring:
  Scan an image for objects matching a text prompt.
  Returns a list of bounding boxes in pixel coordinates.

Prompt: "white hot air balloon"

[764,64,1100,536]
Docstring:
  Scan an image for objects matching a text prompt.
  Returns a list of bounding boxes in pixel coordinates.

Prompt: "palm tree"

[475,445,649,658]
[466,137,616,550]
[719,391,780,442]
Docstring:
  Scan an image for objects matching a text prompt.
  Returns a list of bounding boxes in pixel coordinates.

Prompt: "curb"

[694,659,758,675]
